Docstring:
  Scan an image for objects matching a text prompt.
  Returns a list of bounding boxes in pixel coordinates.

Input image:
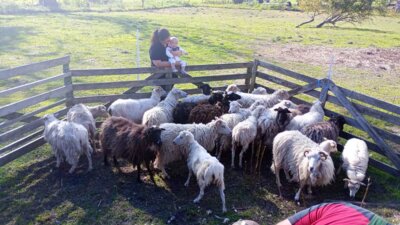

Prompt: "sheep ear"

[343,178,350,182]
[319,151,328,160]
[359,182,366,186]
[323,137,328,141]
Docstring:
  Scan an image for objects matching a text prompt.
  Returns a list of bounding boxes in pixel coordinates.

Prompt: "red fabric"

[293,203,370,225]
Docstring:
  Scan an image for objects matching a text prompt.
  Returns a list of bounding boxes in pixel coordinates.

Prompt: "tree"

[297,0,386,28]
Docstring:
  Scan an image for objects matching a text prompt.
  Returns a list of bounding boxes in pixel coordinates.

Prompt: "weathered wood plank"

[71,62,251,76]
[177,71,206,88]
[73,74,250,91]
[0,72,70,98]
[1,112,39,124]
[249,60,258,92]
[319,79,330,107]
[258,60,317,83]
[340,86,400,115]
[329,80,400,170]
[63,63,74,108]
[257,73,400,126]
[0,86,72,118]
[368,158,400,177]
[0,130,43,155]
[0,99,66,130]
[0,108,68,143]
[0,137,46,167]
[288,80,319,96]
[0,56,70,80]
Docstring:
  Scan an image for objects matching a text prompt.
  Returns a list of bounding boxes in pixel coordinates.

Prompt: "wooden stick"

[361,177,372,208]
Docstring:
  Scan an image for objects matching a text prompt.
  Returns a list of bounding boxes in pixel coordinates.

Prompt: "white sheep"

[271,130,335,201]
[142,88,188,127]
[43,114,93,173]
[67,104,96,144]
[156,118,231,178]
[285,100,325,131]
[109,87,166,123]
[173,130,227,213]
[339,138,369,198]
[251,87,268,95]
[215,101,262,159]
[226,84,290,108]
[231,105,266,168]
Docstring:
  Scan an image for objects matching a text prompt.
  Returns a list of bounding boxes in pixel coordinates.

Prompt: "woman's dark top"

[149,42,169,66]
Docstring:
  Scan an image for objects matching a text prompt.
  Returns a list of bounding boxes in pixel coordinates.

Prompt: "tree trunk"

[296,16,315,28]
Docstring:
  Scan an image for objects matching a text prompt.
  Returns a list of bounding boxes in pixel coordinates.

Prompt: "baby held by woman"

[166,37,188,72]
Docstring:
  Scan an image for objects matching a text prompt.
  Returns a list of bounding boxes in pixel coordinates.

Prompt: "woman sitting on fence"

[149,28,183,69]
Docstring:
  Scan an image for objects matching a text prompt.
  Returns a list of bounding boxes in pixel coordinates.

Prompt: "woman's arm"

[171,50,183,57]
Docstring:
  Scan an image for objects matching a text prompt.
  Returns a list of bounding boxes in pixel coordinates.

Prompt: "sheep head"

[225,84,240,93]
[173,130,194,146]
[274,89,290,100]
[228,101,242,113]
[329,115,346,132]
[304,148,328,185]
[153,86,167,99]
[344,178,366,198]
[42,114,57,125]
[223,92,241,102]
[208,91,224,105]
[170,88,188,99]
[320,139,338,154]
[200,84,212,95]
[89,105,109,118]
[214,118,231,135]
[144,126,165,148]
[274,107,292,129]
[251,87,267,95]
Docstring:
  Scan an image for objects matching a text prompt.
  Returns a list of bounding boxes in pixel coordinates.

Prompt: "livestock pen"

[0,56,399,224]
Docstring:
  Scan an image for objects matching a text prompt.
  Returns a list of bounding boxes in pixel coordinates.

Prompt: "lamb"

[301,115,346,143]
[231,105,266,168]
[156,119,231,178]
[67,104,97,146]
[339,138,369,198]
[285,100,325,131]
[251,87,268,95]
[226,84,290,108]
[181,84,212,103]
[271,130,335,201]
[100,116,165,184]
[108,87,166,123]
[216,101,264,159]
[142,88,188,127]
[43,114,93,173]
[173,130,227,212]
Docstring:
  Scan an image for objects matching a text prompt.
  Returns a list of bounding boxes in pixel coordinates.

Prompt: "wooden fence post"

[328,80,400,170]
[63,56,74,107]
[319,78,330,107]
[249,59,258,92]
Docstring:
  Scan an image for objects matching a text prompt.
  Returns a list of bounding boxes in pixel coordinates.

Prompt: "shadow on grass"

[323,26,394,34]
[0,26,35,53]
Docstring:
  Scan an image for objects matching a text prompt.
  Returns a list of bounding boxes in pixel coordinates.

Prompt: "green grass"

[1,6,400,225]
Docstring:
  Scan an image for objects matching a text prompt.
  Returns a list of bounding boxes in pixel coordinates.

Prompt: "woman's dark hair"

[151,28,170,45]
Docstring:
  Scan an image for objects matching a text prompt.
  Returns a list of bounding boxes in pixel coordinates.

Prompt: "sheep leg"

[184,170,192,187]
[307,185,313,195]
[136,164,142,183]
[295,182,305,202]
[69,162,78,174]
[217,146,222,160]
[113,156,119,167]
[219,185,227,213]
[231,142,236,168]
[193,183,205,203]
[103,151,109,166]
[273,161,283,197]
[145,160,156,185]
[336,165,342,175]
[56,155,62,168]
[284,169,291,181]
[250,141,255,173]
[239,143,249,168]
[258,144,267,174]
[85,148,93,172]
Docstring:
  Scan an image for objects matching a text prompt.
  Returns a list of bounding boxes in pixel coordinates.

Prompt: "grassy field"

[1,6,400,225]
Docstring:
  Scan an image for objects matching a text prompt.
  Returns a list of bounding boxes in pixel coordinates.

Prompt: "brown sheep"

[100,116,164,184]
[188,102,225,124]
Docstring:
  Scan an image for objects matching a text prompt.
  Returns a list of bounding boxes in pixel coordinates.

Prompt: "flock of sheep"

[42,84,370,213]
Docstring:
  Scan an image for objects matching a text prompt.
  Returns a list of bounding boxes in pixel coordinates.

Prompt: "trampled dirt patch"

[256,44,400,73]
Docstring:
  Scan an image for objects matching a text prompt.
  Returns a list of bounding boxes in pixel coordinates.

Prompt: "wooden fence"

[0,56,399,177]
